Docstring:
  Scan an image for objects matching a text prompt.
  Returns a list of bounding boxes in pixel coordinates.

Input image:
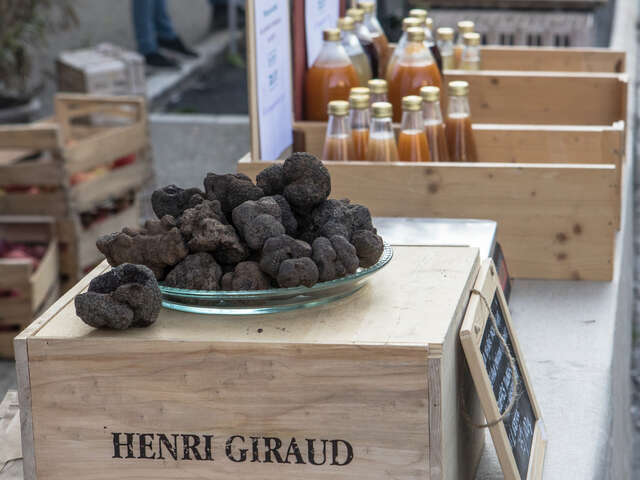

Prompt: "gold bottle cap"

[402,95,422,112]
[448,80,470,96]
[350,94,370,110]
[463,32,481,46]
[402,17,422,31]
[328,100,350,116]
[346,8,364,22]
[407,27,426,43]
[457,20,475,34]
[358,1,375,14]
[338,16,355,31]
[426,17,434,30]
[323,29,341,42]
[371,102,393,118]
[368,78,388,94]
[350,87,370,97]
[409,8,428,22]
[437,27,454,40]
[420,85,440,102]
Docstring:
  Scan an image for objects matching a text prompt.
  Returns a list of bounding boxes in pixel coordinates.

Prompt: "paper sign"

[252,0,293,161]
[305,0,340,68]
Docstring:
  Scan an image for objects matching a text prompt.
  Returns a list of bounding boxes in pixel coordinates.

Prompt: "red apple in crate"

[112,154,136,169]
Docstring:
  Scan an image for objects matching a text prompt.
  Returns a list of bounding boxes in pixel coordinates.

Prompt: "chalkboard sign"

[460,259,547,480]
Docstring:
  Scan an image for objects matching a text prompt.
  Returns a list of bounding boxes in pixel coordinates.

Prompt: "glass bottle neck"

[364,12,383,35]
[400,110,423,132]
[370,117,394,138]
[350,108,370,130]
[341,30,365,56]
[398,40,435,66]
[423,101,444,124]
[462,44,481,65]
[448,96,471,117]
[437,39,454,56]
[327,114,351,137]
[315,40,351,67]
[370,92,388,104]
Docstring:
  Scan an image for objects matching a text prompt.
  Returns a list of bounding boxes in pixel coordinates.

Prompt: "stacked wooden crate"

[0,94,152,292]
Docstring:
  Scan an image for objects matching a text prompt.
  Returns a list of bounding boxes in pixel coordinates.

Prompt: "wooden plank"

[239,159,617,280]
[0,125,60,150]
[0,160,64,187]
[29,241,59,312]
[445,72,626,125]
[475,47,625,73]
[0,193,69,218]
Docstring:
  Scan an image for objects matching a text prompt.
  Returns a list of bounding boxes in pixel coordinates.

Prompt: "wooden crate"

[16,247,485,480]
[239,117,624,281]
[0,217,59,358]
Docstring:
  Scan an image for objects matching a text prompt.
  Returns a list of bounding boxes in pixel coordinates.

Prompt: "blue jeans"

[132,0,177,55]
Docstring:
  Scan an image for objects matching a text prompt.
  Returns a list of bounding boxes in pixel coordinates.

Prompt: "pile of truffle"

[96,153,384,291]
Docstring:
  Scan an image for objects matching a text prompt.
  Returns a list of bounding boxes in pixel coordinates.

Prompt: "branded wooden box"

[16,246,485,480]
[0,217,59,358]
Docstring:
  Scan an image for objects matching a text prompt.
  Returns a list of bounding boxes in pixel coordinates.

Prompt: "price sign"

[247,0,294,161]
[460,259,547,480]
[305,0,340,68]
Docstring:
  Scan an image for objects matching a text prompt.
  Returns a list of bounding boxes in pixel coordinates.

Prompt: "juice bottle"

[455,21,474,68]
[386,27,442,122]
[420,85,449,162]
[322,100,355,161]
[408,9,442,74]
[398,96,430,162]
[305,29,359,121]
[367,102,399,162]
[437,27,455,71]
[461,32,481,70]
[445,81,478,162]
[338,16,373,86]
[368,79,388,105]
[346,8,379,78]
[358,2,390,77]
[387,17,423,80]
[349,94,370,161]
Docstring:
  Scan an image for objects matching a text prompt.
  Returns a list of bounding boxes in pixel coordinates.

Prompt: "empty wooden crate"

[17,246,485,480]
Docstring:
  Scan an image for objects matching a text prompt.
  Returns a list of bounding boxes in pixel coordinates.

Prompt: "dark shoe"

[158,36,199,58]
[211,4,228,31]
[144,52,180,68]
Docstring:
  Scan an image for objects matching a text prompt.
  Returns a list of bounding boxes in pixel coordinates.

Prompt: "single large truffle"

[271,194,298,236]
[204,173,263,214]
[96,216,188,279]
[277,257,319,288]
[259,234,312,278]
[256,164,285,196]
[164,253,223,290]
[232,197,285,250]
[351,230,384,268]
[75,263,161,329]
[151,184,204,219]
[312,235,359,282]
[221,261,272,290]
[282,153,331,210]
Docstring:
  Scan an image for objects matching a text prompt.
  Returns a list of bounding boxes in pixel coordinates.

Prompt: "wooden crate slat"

[0,192,69,218]
[0,125,60,150]
[29,241,59,312]
[0,160,65,187]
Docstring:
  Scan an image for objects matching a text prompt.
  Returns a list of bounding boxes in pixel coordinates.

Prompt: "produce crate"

[239,118,624,281]
[16,246,485,480]
[0,217,59,358]
[0,94,151,287]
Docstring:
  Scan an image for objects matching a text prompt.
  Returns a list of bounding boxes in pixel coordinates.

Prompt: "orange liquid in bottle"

[371,33,390,76]
[454,45,463,67]
[367,136,399,162]
[322,135,355,161]
[398,130,431,162]
[445,115,478,162]
[351,129,369,161]
[305,64,359,121]
[425,123,450,162]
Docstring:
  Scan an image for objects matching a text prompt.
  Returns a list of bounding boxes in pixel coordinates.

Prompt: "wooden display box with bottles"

[0,94,152,289]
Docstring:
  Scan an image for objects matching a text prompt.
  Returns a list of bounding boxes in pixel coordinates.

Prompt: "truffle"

[351,230,384,268]
[221,261,272,290]
[282,153,331,210]
[271,194,298,236]
[75,263,161,329]
[259,234,312,278]
[204,173,264,214]
[164,253,223,290]
[277,257,319,288]
[312,235,359,282]
[232,197,285,250]
[256,164,285,196]
[96,216,188,279]
[151,184,205,219]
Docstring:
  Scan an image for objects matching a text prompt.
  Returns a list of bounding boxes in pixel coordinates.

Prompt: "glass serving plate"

[160,243,393,315]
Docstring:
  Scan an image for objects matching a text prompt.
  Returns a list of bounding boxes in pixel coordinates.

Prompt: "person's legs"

[153,0,177,41]
[132,0,157,55]
[209,0,228,31]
